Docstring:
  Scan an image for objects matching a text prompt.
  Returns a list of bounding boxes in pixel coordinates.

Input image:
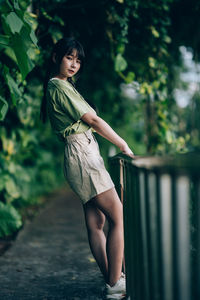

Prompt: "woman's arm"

[81,111,134,157]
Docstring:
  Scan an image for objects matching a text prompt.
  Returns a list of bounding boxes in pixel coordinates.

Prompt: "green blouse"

[46,78,96,142]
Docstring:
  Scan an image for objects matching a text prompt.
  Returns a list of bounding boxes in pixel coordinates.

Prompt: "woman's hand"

[120,143,135,158]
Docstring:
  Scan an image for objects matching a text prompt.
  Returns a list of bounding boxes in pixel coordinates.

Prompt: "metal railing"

[109,153,200,300]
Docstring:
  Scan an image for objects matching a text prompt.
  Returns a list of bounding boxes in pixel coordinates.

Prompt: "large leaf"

[14,9,38,45]
[5,11,23,34]
[0,96,9,120]
[2,9,37,79]
[0,202,22,237]
[0,0,38,83]
[11,32,35,80]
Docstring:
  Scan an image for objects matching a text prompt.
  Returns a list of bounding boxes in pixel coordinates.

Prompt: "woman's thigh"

[90,187,123,225]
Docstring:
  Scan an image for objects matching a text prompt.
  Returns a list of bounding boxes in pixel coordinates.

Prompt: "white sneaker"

[105,273,126,299]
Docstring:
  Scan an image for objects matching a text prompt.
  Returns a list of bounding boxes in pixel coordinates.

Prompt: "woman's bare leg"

[83,201,108,282]
[84,187,124,287]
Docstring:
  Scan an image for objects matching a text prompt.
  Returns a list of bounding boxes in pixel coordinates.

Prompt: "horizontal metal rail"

[108,153,200,300]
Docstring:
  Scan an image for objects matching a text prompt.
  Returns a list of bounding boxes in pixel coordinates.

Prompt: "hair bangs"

[66,45,85,64]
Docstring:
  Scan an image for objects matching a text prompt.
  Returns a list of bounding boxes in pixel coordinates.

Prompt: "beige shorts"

[63,129,115,204]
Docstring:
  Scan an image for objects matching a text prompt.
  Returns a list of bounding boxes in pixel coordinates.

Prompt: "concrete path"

[0,186,104,300]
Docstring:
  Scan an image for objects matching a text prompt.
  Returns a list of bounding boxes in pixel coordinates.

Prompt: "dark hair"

[40,37,85,123]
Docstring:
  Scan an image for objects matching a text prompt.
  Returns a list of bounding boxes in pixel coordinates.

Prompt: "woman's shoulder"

[48,78,77,100]
[48,78,86,101]
[48,78,73,92]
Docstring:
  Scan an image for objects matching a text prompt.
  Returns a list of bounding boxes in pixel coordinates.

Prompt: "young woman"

[40,37,134,300]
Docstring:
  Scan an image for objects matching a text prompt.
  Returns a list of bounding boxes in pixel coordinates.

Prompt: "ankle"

[108,276,120,287]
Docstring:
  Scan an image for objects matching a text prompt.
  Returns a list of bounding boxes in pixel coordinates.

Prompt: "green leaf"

[0,96,9,120]
[2,8,37,80]
[11,32,35,80]
[0,172,5,191]
[8,162,31,182]
[15,9,38,46]
[116,44,125,54]
[163,35,171,44]
[148,57,156,68]
[166,130,174,144]
[151,26,160,38]
[29,29,38,45]
[3,66,22,105]
[0,34,10,47]
[115,53,128,72]
[4,47,17,63]
[5,12,24,34]
[13,0,20,10]
[5,175,20,199]
[0,202,22,237]
[125,71,135,83]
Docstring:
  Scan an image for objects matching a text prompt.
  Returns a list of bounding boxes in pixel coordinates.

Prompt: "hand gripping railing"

[108,153,200,300]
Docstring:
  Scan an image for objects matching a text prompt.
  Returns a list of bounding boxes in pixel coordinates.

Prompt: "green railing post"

[109,153,200,300]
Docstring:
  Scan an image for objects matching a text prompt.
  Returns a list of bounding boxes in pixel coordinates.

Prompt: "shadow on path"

[0,186,104,300]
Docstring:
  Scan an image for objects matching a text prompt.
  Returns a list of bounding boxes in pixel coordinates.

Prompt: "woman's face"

[57,49,81,79]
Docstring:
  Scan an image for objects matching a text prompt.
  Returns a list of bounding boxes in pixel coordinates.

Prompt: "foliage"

[0,0,64,237]
[0,0,38,120]
[0,202,22,237]
[106,0,183,153]
[32,0,200,155]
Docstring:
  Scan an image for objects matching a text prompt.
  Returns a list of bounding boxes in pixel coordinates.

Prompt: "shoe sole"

[106,293,126,300]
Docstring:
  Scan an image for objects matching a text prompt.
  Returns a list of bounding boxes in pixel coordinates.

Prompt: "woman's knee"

[88,216,105,232]
[84,201,105,232]
[108,203,123,228]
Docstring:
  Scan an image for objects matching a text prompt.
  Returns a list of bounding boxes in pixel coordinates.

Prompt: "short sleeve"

[58,87,94,121]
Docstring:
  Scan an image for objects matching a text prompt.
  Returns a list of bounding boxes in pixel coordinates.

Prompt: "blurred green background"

[0,0,199,237]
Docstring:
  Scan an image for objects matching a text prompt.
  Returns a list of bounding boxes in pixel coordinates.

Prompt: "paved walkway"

[0,185,104,300]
